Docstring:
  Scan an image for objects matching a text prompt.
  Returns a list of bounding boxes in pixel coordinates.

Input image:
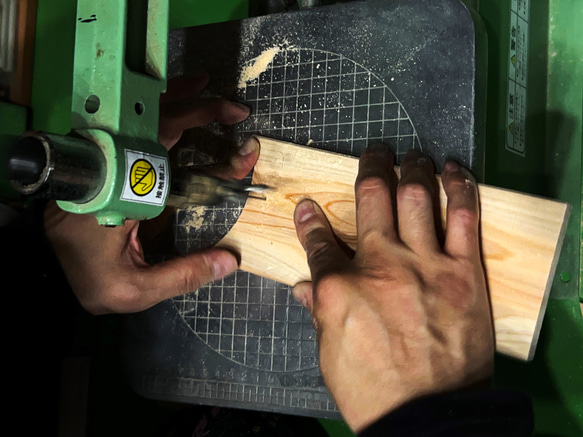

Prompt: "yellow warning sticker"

[130,159,156,196]
[121,151,168,206]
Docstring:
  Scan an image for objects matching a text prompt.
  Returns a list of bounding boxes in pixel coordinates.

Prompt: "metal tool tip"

[245,184,272,193]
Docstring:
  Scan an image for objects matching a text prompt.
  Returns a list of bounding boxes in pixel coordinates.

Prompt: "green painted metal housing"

[58,0,171,225]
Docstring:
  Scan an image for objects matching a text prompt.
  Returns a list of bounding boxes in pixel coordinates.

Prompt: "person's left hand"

[291,145,493,432]
[45,72,259,315]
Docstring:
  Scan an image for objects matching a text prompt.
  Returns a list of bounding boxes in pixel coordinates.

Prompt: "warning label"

[130,159,156,196]
[121,151,168,205]
[506,0,530,156]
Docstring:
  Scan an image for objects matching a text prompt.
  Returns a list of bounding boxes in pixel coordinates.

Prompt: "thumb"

[146,248,238,302]
[294,199,348,284]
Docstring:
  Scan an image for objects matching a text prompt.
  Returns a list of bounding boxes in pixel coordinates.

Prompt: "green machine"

[5,0,265,226]
[1,0,581,435]
[7,0,171,226]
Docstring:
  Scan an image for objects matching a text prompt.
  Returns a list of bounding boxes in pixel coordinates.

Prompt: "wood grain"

[218,137,570,361]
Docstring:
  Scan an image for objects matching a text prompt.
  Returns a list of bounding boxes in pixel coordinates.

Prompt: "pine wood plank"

[218,137,570,361]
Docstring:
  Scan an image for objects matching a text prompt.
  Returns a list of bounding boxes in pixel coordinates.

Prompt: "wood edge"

[256,136,352,161]
[526,202,572,361]
[256,138,569,209]
[478,183,572,210]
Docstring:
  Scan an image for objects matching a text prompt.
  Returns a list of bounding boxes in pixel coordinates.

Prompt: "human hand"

[292,144,494,432]
[45,72,259,315]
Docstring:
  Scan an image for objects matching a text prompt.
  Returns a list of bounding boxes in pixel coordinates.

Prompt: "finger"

[355,143,398,245]
[159,98,251,149]
[126,220,144,259]
[209,136,260,180]
[292,282,314,313]
[292,282,319,333]
[441,160,480,259]
[294,199,348,284]
[160,71,209,103]
[145,248,238,304]
[396,150,440,254]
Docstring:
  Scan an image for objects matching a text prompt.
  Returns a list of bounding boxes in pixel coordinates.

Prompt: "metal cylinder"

[7,132,106,203]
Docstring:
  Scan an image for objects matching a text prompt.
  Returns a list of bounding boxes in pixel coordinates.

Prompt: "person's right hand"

[44,73,258,315]
[292,144,494,433]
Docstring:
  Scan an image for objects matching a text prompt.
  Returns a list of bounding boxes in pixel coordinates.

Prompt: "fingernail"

[238,136,259,156]
[212,254,238,279]
[295,199,315,224]
[233,102,251,115]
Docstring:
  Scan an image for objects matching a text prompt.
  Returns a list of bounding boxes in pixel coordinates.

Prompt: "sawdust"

[181,205,206,232]
[238,46,281,89]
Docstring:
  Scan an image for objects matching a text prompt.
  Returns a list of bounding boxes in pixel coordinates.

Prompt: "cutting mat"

[122,0,485,418]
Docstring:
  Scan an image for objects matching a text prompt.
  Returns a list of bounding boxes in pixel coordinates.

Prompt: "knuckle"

[434,268,477,311]
[359,229,391,251]
[363,227,392,243]
[303,228,334,261]
[397,182,432,205]
[356,176,388,194]
[450,206,478,227]
[180,267,205,293]
[307,239,331,262]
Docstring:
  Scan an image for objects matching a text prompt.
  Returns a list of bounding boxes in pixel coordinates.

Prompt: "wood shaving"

[181,205,206,232]
[238,46,281,89]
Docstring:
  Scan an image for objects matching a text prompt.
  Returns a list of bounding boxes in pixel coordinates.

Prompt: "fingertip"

[292,281,313,308]
[223,137,260,179]
[209,137,260,180]
[360,143,394,166]
[208,250,239,280]
[443,159,462,174]
[365,142,392,156]
[293,200,346,283]
[220,100,251,125]
[403,148,424,161]
[442,159,476,186]
[294,199,317,225]
[232,102,251,117]
[237,136,259,156]
[400,149,434,175]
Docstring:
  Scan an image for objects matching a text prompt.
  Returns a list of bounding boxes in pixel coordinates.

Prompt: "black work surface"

[122,0,483,419]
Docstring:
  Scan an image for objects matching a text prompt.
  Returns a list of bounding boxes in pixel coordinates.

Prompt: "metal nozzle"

[7,132,106,203]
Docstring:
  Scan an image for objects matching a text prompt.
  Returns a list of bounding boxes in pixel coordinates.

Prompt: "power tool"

[6,0,264,226]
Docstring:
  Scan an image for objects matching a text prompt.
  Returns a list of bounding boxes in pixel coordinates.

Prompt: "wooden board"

[218,137,570,361]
